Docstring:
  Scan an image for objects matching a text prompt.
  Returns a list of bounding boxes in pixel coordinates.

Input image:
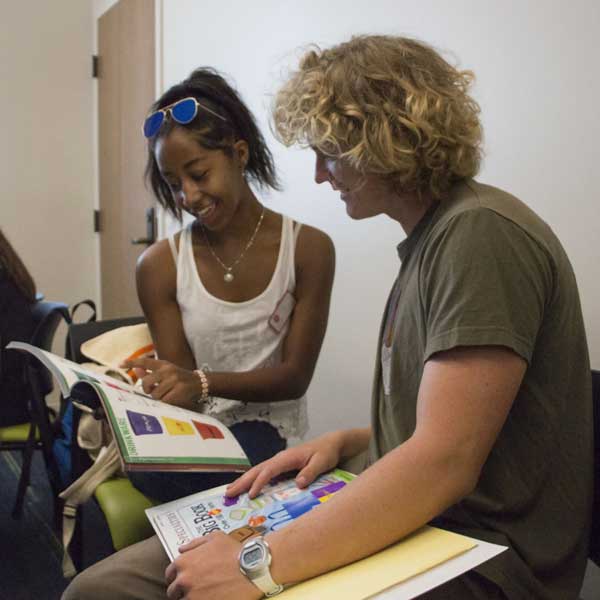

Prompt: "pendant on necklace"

[224,272,234,283]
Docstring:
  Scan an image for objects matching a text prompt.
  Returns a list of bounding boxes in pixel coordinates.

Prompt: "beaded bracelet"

[193,369,210,406]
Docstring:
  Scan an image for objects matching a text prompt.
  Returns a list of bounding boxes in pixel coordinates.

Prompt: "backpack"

[53,304,151,483]
[52,299,98,486]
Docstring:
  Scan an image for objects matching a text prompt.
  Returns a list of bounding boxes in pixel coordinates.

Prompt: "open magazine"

[146,469,508,599]
[146,468,356,560]
[7,341,250,473]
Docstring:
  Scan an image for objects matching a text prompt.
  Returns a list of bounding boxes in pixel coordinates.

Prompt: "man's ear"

[233,140,249,171]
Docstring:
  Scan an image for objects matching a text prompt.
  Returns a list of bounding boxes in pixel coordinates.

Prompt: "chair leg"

[28,366,64,529]
[12,455,31,517]
[12,426,37,518]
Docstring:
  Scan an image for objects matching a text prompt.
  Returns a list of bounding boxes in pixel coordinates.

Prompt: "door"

[97,0,156,318]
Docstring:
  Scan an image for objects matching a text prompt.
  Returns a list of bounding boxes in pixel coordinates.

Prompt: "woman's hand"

[226,431,346,499]
[165,531,261,600]
[121,357,201,408]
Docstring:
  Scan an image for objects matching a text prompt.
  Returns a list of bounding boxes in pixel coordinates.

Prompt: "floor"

[0,451,112,600]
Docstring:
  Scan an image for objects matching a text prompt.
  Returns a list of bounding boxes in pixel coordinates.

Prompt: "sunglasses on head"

[142,97,227,138]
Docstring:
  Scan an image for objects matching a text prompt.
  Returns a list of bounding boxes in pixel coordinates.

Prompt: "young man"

[64,35,592,600]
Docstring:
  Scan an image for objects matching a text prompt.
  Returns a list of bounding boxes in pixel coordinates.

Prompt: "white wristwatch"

[238,536,284,597]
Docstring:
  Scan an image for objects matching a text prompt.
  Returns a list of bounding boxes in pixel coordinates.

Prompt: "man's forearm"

[266,434,472,587]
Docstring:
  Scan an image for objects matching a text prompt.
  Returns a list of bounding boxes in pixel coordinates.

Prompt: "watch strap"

[229,525,258,544]
[252,572,284,597]
[239,536,284,597]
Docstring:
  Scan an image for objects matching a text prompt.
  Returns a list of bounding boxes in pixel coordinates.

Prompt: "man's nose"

[314,154,330,185]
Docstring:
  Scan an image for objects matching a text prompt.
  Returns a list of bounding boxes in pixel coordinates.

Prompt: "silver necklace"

[200,207,266,283]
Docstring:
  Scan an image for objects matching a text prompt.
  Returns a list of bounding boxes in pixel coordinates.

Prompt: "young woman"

[123,68,335,502]
[63,37,591,600]
[0,228,37,426]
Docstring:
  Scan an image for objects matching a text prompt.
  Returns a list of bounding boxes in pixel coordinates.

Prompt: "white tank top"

[169,215,308,441]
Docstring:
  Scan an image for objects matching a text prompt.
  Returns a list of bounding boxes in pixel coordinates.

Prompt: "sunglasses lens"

[143,111,165,138]
[171,98,198,124]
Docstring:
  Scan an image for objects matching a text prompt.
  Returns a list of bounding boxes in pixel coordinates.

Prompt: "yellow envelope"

[278,526,476,600]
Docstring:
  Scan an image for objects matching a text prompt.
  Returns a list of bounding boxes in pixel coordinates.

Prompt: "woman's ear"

[233,140,249,171]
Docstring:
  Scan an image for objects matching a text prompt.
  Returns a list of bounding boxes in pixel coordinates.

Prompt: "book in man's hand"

[146,468,356,560]
[7,341,250,473]
[146,469,506,599]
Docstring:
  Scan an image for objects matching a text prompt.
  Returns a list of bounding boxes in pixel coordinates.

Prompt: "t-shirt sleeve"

[420,208,553,363]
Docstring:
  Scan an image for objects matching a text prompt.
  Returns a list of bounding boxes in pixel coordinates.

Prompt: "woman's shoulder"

[136,236,179,289]
[294,220,333,251]
[138,237,171,267]
[292,220,335,275]
[265,210,334,268]
[271,211,332,246]
[138,224,189,266]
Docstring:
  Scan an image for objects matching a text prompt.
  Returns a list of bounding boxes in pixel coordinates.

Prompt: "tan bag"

[60,440,121,577]
[80,323,154,383]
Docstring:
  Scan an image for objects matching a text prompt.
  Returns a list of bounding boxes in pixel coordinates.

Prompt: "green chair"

[94,477,156,551]
[0,300,71,525]
[65,316,158,570]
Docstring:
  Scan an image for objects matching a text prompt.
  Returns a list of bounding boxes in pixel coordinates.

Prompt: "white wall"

[161,0,600,438]
[0,0,96,309]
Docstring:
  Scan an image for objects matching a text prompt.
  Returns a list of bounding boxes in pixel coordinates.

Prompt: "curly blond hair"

[274,35,483,199]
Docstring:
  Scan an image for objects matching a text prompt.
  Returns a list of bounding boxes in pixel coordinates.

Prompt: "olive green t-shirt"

[367,180,593,599]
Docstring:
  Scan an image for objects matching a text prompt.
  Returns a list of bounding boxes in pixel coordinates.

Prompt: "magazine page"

[6,341,113,397]
[146,469,355,561]
[7,341,249,472]
[82,380,249,472]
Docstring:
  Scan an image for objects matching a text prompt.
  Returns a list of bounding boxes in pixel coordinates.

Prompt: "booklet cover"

[146,470,505,600]
[7,341,250,472]
[146,468,356,560]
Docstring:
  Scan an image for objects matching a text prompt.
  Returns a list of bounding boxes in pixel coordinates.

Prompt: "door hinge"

[92,55,99,78]
[94,209,101,233]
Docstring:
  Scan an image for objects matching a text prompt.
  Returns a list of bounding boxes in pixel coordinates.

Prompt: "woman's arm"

[135,236,197,370]
[129,226,335,408]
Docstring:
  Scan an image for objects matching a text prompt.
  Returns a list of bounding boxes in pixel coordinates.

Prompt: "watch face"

[243,545,265,569]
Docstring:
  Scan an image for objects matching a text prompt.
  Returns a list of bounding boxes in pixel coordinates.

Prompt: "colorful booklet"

[7,341,250,473]
[146,469,506,599]
[145,468,356,560]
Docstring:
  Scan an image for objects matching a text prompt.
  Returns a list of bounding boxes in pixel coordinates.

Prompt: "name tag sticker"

[269,291,296,333]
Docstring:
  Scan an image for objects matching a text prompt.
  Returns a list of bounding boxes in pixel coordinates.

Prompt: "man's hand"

[226,431,346,499]
[165,532,262,600]
[121,357,201,408]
